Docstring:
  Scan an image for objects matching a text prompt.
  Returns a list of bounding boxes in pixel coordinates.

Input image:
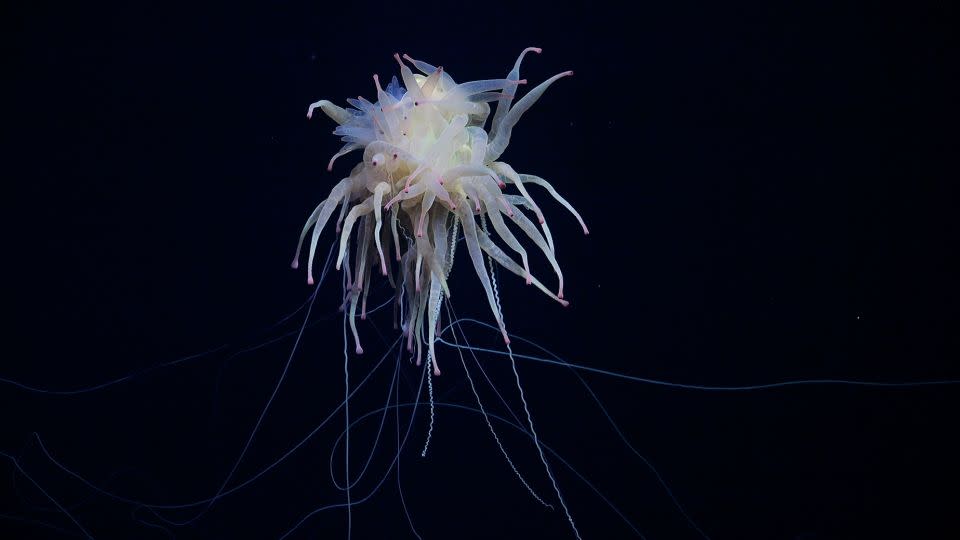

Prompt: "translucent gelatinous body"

[293,49,586,374]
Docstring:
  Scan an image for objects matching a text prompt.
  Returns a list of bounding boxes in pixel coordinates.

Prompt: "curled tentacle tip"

[528,47,543,54]
[563,70,575,77]
[560,299,570,307]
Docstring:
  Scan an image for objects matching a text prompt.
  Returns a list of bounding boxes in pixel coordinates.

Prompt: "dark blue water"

[3,2,958,539]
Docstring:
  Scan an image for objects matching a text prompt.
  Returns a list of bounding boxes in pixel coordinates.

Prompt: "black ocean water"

[3,2,958,539]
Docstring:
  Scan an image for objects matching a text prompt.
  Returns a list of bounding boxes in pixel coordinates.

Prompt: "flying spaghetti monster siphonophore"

[291,47,588,538]
[293,48,586,374]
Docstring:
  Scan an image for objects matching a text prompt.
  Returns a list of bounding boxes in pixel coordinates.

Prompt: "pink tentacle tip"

[307,276,315,285]
[517,79,528,85]
[527,47,543,54]
[557,290,564,299]
[563,70,574,77]
[290,260,299,270]
[559,299,570,307]
[355,345,364,355]
[525,273,532,285]
[433,367,441,376]
[503,335,511,345]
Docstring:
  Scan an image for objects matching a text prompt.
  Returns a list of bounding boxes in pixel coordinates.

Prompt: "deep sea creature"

[293,49,587,376]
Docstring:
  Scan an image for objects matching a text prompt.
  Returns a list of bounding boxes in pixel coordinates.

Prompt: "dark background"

[3,1,958,539]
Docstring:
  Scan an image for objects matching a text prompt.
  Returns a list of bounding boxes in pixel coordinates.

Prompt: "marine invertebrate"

[292,48,586,375]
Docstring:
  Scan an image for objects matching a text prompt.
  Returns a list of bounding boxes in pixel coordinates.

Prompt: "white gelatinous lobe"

[294,49,584,374]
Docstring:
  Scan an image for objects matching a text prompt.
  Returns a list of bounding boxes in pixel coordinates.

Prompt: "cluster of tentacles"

[292,48,587,374]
